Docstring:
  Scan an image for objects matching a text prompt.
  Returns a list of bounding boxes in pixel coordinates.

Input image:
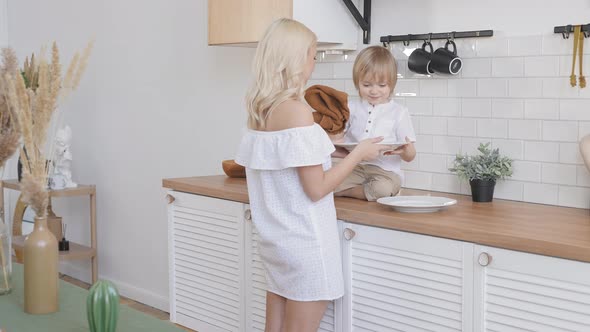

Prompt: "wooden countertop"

[163,176,590,263]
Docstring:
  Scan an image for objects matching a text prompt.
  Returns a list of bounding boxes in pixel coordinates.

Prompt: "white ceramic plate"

[334,141,407,152]
[376,196,457,213]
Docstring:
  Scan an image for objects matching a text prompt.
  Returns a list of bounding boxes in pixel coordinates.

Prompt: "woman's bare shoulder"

[266,99,314,131]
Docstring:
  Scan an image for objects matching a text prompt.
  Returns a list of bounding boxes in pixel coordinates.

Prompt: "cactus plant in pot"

[449,143,513,202]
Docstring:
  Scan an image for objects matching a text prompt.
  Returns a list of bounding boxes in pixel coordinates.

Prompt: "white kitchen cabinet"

[473,245,590,332]
[208,0,359,50]
[167,191,246,332]
[244,209,341,331]
[341,222,474,332]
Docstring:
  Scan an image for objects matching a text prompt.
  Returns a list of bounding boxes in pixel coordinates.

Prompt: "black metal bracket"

[380,30,493,46]
[554,24,590,39]
[342,0,371,44]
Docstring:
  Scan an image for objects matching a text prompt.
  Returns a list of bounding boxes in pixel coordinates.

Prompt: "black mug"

[431,40,462,75]
[408,41,434,75]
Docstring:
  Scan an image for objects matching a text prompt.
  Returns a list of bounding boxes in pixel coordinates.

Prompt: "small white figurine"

[49,125,77,189]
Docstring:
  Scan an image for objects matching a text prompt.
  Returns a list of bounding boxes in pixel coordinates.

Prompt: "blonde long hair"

[245,18,317,130]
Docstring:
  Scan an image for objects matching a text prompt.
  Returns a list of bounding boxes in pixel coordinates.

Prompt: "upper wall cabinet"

[208,0,359,50]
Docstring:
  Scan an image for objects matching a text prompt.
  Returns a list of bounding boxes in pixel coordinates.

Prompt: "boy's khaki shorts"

[335,164,402,201]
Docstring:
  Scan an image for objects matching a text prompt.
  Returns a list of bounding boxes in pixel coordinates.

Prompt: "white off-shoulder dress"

[235,123,344,301]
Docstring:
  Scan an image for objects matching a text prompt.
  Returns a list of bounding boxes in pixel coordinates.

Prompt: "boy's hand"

[384,136,412,155]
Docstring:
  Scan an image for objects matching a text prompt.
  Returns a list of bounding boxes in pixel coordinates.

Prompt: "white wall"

[7,0,254,310]
[311,0,590,208]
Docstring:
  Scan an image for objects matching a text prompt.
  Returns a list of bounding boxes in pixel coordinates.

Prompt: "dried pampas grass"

[0,40,93,217]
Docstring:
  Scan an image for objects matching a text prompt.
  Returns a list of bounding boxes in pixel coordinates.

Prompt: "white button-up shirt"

[343,99,416,177]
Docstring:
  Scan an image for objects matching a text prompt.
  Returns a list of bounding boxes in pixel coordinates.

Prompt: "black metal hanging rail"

[554,24,590,39]
[342,0,371,44]
[380,30,494,46]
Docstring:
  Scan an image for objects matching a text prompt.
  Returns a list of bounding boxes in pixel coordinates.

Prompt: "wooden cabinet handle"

[344,228,356,241]
[244,209,252,221]
[165,194,175,204]
[478,252,492,267]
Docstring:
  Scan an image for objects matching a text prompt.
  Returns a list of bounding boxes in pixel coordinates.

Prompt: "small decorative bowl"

[222,160,246,178]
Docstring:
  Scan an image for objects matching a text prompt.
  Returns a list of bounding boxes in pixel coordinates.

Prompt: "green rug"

[0,264,184,332]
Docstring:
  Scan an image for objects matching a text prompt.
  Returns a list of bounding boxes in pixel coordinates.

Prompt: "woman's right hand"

[352,137,388,161]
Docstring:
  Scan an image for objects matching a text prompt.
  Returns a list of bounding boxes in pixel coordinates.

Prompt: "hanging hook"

[452,31,456,41]
[584,27,590,39]
[403,34,411,46]
[563,25,572,39]
[428,33,432,43]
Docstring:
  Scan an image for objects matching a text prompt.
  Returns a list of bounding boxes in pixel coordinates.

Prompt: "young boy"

[334,46,417,201]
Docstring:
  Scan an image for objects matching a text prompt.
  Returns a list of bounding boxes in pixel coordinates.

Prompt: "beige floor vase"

[24,216,59,314]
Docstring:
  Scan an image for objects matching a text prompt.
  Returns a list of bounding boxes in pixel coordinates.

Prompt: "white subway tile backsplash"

[492,57,524,77]
[543,35,571,56]
[580,122,590,139]
[395,80,420,97]
[477,38,509,57]
[524,141,559,162]
[492,139,524,160]
[333,62,353,79]
[403,171,432,190]
[508,36,542,56]
[508,78,543,98]
[457,40,478,59]
[419,116,448,135]
[477,119,508,138]
[559,143,583,164]
[477,79,508,97]
[542,121,578,142]
[406,98,433,116]
[396,60,408,79]
[431,173,461,193]
[524,56,559,77]
[433,98,461,116]
[542,78,579,98]
[524,99,559,120]
[448,79,477,97]
[419,79,447,97]
[492,99,524,119]
[432,136,462,155]
[419,153,450,173]
[414,135,433,153]
[311,63,334,79]
[578,166,590,186]
[508,120,542,140]
[461,137,491,155]
[448,118,477,137]
[542,163,577,185]
[560,100,590,121]
[462,98,492,117]
[321,79,345,91]
[494,180,524,201]
[558,186,590,209]
[401,155,421,171]
[523,183,558,205]
[344,79,358,96]
[461,58,491,77]
[512,160,542,182]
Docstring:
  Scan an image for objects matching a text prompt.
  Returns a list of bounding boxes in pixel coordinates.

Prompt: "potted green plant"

[449,143,513,202]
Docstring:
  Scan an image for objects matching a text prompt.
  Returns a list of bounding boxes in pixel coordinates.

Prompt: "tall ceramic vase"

[24,216,59,314]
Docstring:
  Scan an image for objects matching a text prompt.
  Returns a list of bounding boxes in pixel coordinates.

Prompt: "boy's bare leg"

[334,185,367,200]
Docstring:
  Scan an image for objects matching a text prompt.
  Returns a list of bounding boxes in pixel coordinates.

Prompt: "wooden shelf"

[12,235,96,261]
[1,179,95,197]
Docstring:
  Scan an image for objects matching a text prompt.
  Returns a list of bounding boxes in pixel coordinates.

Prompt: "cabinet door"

[168,191,245,332]
[244,208,340,331]
[342,222,473,332]
[474,245,590,332]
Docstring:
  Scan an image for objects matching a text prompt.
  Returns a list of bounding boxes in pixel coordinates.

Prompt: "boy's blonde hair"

[352,46,397,92]
[245,18,317,130]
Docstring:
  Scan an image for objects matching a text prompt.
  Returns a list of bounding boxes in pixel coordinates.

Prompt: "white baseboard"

[59,262,170,312]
